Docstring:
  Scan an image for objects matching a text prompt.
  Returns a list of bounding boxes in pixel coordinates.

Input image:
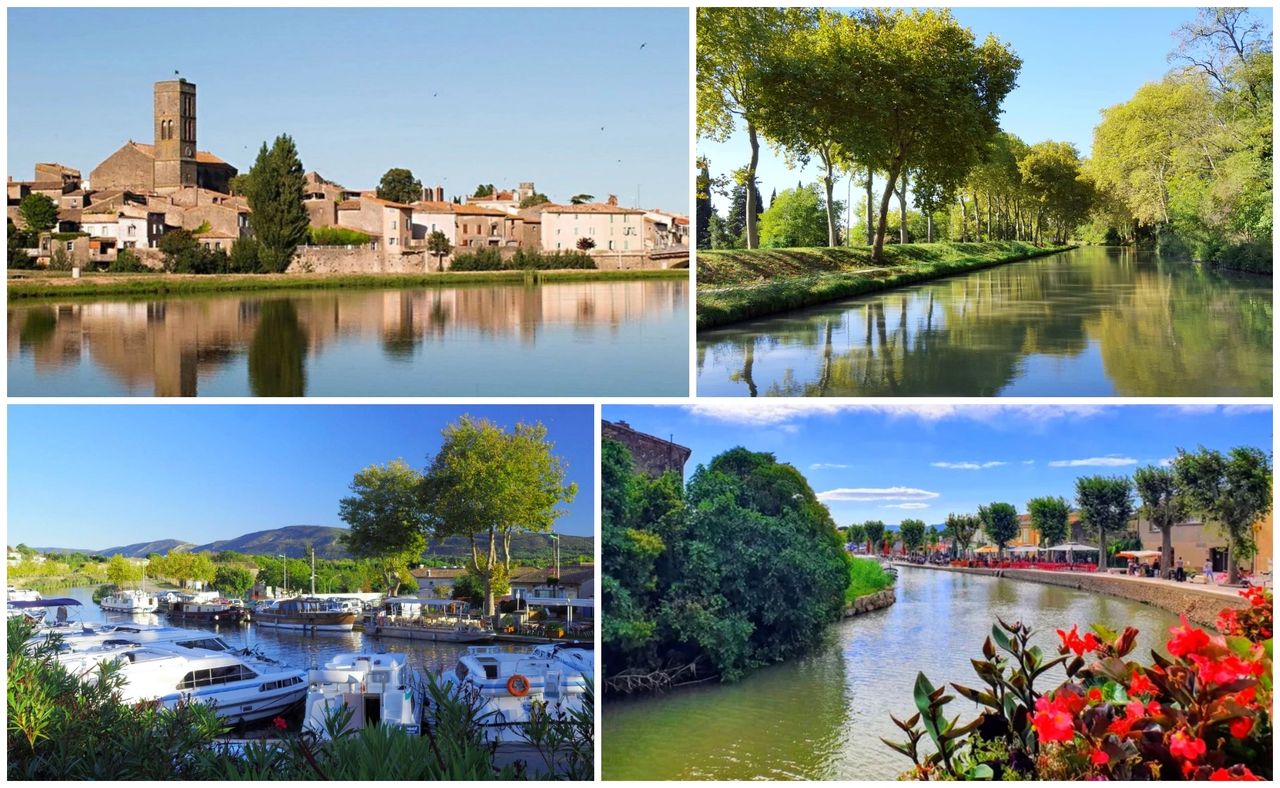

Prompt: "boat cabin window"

[177,664,259,690]
[259,675,303,692]
[481,663,498,679]
[176,638,230,652]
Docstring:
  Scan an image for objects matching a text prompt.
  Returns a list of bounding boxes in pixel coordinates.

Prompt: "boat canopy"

[385,597,463,607]
[523,597,594,608]
[8,597,82,609]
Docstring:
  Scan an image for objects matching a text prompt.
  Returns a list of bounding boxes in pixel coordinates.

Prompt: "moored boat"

[167,598,250,625]
[303,651,422,737]
[255,597,357,632]
[100,588,161,614]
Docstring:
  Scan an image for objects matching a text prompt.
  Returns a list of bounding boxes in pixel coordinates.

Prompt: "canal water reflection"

[602,567,1182,780]
[696,247,1271,396]
[8,279,689,396]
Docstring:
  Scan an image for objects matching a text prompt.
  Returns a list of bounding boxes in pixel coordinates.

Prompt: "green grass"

[697,241,1072,330]
[845,556,894,603]
[7,267,690,300]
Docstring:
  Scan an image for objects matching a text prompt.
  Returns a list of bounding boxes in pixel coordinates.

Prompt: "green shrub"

[308,226,374,246]
[1216,241,1272,274]
[108,248,151,273]
[449,247,505,271]
[452,248,597,271]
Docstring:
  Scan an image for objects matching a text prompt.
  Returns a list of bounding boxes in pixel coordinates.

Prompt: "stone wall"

[843,587,896,617]
[287,245,429,274]
[90,144,154,193]
[602,419,691,478]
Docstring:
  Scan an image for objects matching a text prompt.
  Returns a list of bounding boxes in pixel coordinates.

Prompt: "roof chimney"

[606,194,618,206]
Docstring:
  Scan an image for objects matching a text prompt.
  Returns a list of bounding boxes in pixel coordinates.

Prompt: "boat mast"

[310,547,316,596]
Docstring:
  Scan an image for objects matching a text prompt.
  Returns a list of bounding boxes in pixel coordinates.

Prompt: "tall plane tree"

[1172,446,1271,585]
[1133,465,1186,578]
[1075,476,1135,570]
[339,459,429,598]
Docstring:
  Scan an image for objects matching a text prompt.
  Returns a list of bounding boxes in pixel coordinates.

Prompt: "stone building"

[1137,513,1273,576]
[90,79,237,194]
[601,419,690,478]
[540,197,646,253]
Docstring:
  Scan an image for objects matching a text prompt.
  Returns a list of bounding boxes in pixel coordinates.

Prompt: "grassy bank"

[7,268,689,300]
[845,557,894,603]
[697,241,1071,330]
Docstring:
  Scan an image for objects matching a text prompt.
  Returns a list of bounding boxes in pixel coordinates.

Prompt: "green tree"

[898,519,926,555]
[1027,496,1071,548]
[697,7,812,249]
[157,229,210,273]
[758,184,834,248]
[926,525,940,551]
[7,220,36,269]
[1133,465,1186,578]
[576,237,597,251]
[568,194,594,205]
[420,417,577,617]
[845,523,867,551]
[245,134,310,273]
[696,160,714,249]
[339,459,429,598]
[376,168,423,204]
[863,520,886,555]
[978,502,1019,558]
[213,566,254,599]
[189,554,217,587]
[724,179,764,246]
[518,193,550,208]
[472,184,496,198]
[105,554,141,589]
[1171,446,1272,584]
[1074,476,1135,570]
[426,230,451,272]
[227,237,261,273]
[18,193,58,234]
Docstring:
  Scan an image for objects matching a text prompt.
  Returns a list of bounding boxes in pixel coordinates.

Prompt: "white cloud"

[816,486,940,502]
[809,463,849,470]
[1158,457,1174,467]
[1023,460,1036,465]
[1222,404,1271,416]
[883,502,930,510]
[1048,455,1138,468]
[931,461,1008,470]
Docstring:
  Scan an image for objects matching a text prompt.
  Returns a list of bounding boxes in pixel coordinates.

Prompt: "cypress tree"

[695,163,713,249]
[246,134,310,273]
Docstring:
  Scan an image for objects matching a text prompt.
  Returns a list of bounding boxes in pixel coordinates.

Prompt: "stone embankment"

[843,587,896,618]
[896,563,1249,628]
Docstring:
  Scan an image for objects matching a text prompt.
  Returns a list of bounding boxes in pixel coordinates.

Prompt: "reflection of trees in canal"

[698,249,1271,396]
[8,280,687,395]
[249,300,307,397]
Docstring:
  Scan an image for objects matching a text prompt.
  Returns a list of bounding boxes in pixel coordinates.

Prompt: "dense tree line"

[603,439,850,686]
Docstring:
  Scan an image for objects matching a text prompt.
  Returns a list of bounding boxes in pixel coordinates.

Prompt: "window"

[391,220,397,230]
[624,241,630,250]
[608,240,615,251]
[65,241,74,252]
[390,237,397,246]
[127,225,136,236]
[177,663,259,690]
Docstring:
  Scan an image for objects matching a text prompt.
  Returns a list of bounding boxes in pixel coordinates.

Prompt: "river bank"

[893,561,1249,627]
[7,267,689,300]
[696,241,1072,329]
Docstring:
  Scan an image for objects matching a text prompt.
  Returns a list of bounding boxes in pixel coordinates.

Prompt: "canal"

[696,247,1271,396]
[8,278,689,397]
[602,566,1182,781]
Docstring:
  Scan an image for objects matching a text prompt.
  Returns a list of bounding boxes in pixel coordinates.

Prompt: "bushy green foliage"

[376,167,422,205]
[18,193,58,233]
[1217,241,1273,274]
[108,248,151,273]
[8,219,38,268]
[212,565,254,598]
[759,184,838,248]
[245,134,310,273]
[603,439,850,685]
[450,248,597,271]
[308,226,374,246]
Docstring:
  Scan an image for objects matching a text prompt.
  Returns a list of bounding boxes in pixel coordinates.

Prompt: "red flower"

[1168,615,1211,658]
[1188,652,1263,686]
[1210,766,1262,781]
[1057,624,1103,657]
[1169,730,1207,761]
[1228,717,1254,739]
[1128,672,1157,697]
[1217,608,1240,634]
[1089,748,1109,765]
[272,716,288,731]
[1030,694,1077,743]
[1087,687,1104,703]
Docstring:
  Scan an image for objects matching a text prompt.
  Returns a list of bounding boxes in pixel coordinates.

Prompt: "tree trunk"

[897,170,908,245]
[1228,542,1239,585]
[872,160,902,262]
[958,194,969,242]
[745,122,761,250]
[865,168,874,246]
[822,155,837,247]
[986,192,992,240]
[1098,528,1107,570]
[1161,526,1172,580]
[926,214,933,243]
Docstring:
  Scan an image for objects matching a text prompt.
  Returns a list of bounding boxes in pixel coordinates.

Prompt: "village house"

[463,182,537,211]
[409,201,459,246]
[540,196,646,253]
[410,566,467,598]
[336,193,412,255]
[509,564,595,601]
[454,203,511,247]
[1137,512,1273,577]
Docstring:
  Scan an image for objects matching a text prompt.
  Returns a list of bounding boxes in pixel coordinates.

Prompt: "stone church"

[89,79,237,194]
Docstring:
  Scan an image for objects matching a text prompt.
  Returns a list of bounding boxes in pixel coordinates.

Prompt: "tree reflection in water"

[248,300,307,397]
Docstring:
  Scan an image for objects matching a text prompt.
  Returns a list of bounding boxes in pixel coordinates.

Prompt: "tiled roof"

[126,142,230,165]
[542,203,645,215]
[336,199,362,211]
[410,567,468,579]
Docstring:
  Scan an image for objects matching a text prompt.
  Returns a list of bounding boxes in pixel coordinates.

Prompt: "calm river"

[696,247,1271,396]
[8,278,689,396]
[602,567,1182,781]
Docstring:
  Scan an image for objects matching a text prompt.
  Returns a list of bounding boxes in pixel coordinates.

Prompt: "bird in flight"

[600,126,605,131]
[639,43,646,49]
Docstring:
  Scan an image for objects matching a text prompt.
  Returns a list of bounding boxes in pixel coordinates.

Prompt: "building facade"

[601,419,691,478]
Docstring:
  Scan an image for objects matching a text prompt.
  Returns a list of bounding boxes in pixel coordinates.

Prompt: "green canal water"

[696,247,1272,396]
[8,278,688,397]
[602,567,1182,781]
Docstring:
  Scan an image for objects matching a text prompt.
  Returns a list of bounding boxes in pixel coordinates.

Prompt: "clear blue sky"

[8,7,689,212]
[700,6,1273,214]
[603,404,1272,528]
[8,405,595,549]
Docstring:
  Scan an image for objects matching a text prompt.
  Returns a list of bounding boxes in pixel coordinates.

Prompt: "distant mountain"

[35,525,592,564]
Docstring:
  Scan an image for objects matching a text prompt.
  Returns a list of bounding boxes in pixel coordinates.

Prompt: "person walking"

[1203,558,1216,585]
[1175,555,1185,582]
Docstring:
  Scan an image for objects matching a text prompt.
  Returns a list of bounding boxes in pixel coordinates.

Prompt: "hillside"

[36,526,592,565]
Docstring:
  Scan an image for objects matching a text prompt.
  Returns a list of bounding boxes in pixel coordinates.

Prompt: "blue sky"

[8,8,689,212]
[603,404,1272,528]
[700,6,1273,214]
[8,405,595,549]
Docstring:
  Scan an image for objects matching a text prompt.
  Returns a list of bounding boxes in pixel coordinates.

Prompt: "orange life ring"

[507,674,531,697]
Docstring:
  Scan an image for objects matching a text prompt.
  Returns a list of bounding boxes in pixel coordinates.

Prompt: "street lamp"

[277,554,287,597]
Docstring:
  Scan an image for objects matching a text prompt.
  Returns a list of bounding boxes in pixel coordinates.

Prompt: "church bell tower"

[153,78,197,192]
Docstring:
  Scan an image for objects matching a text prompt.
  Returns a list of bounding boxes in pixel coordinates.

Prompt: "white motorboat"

[255,597,357,632]
[100,588,160,614]
[58,640,306,725]
[7,587,45,621]
[303,651,422,737]
[437,644,593,747]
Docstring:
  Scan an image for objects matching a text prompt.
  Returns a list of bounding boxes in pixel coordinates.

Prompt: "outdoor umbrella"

[1047,543,1100,563]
